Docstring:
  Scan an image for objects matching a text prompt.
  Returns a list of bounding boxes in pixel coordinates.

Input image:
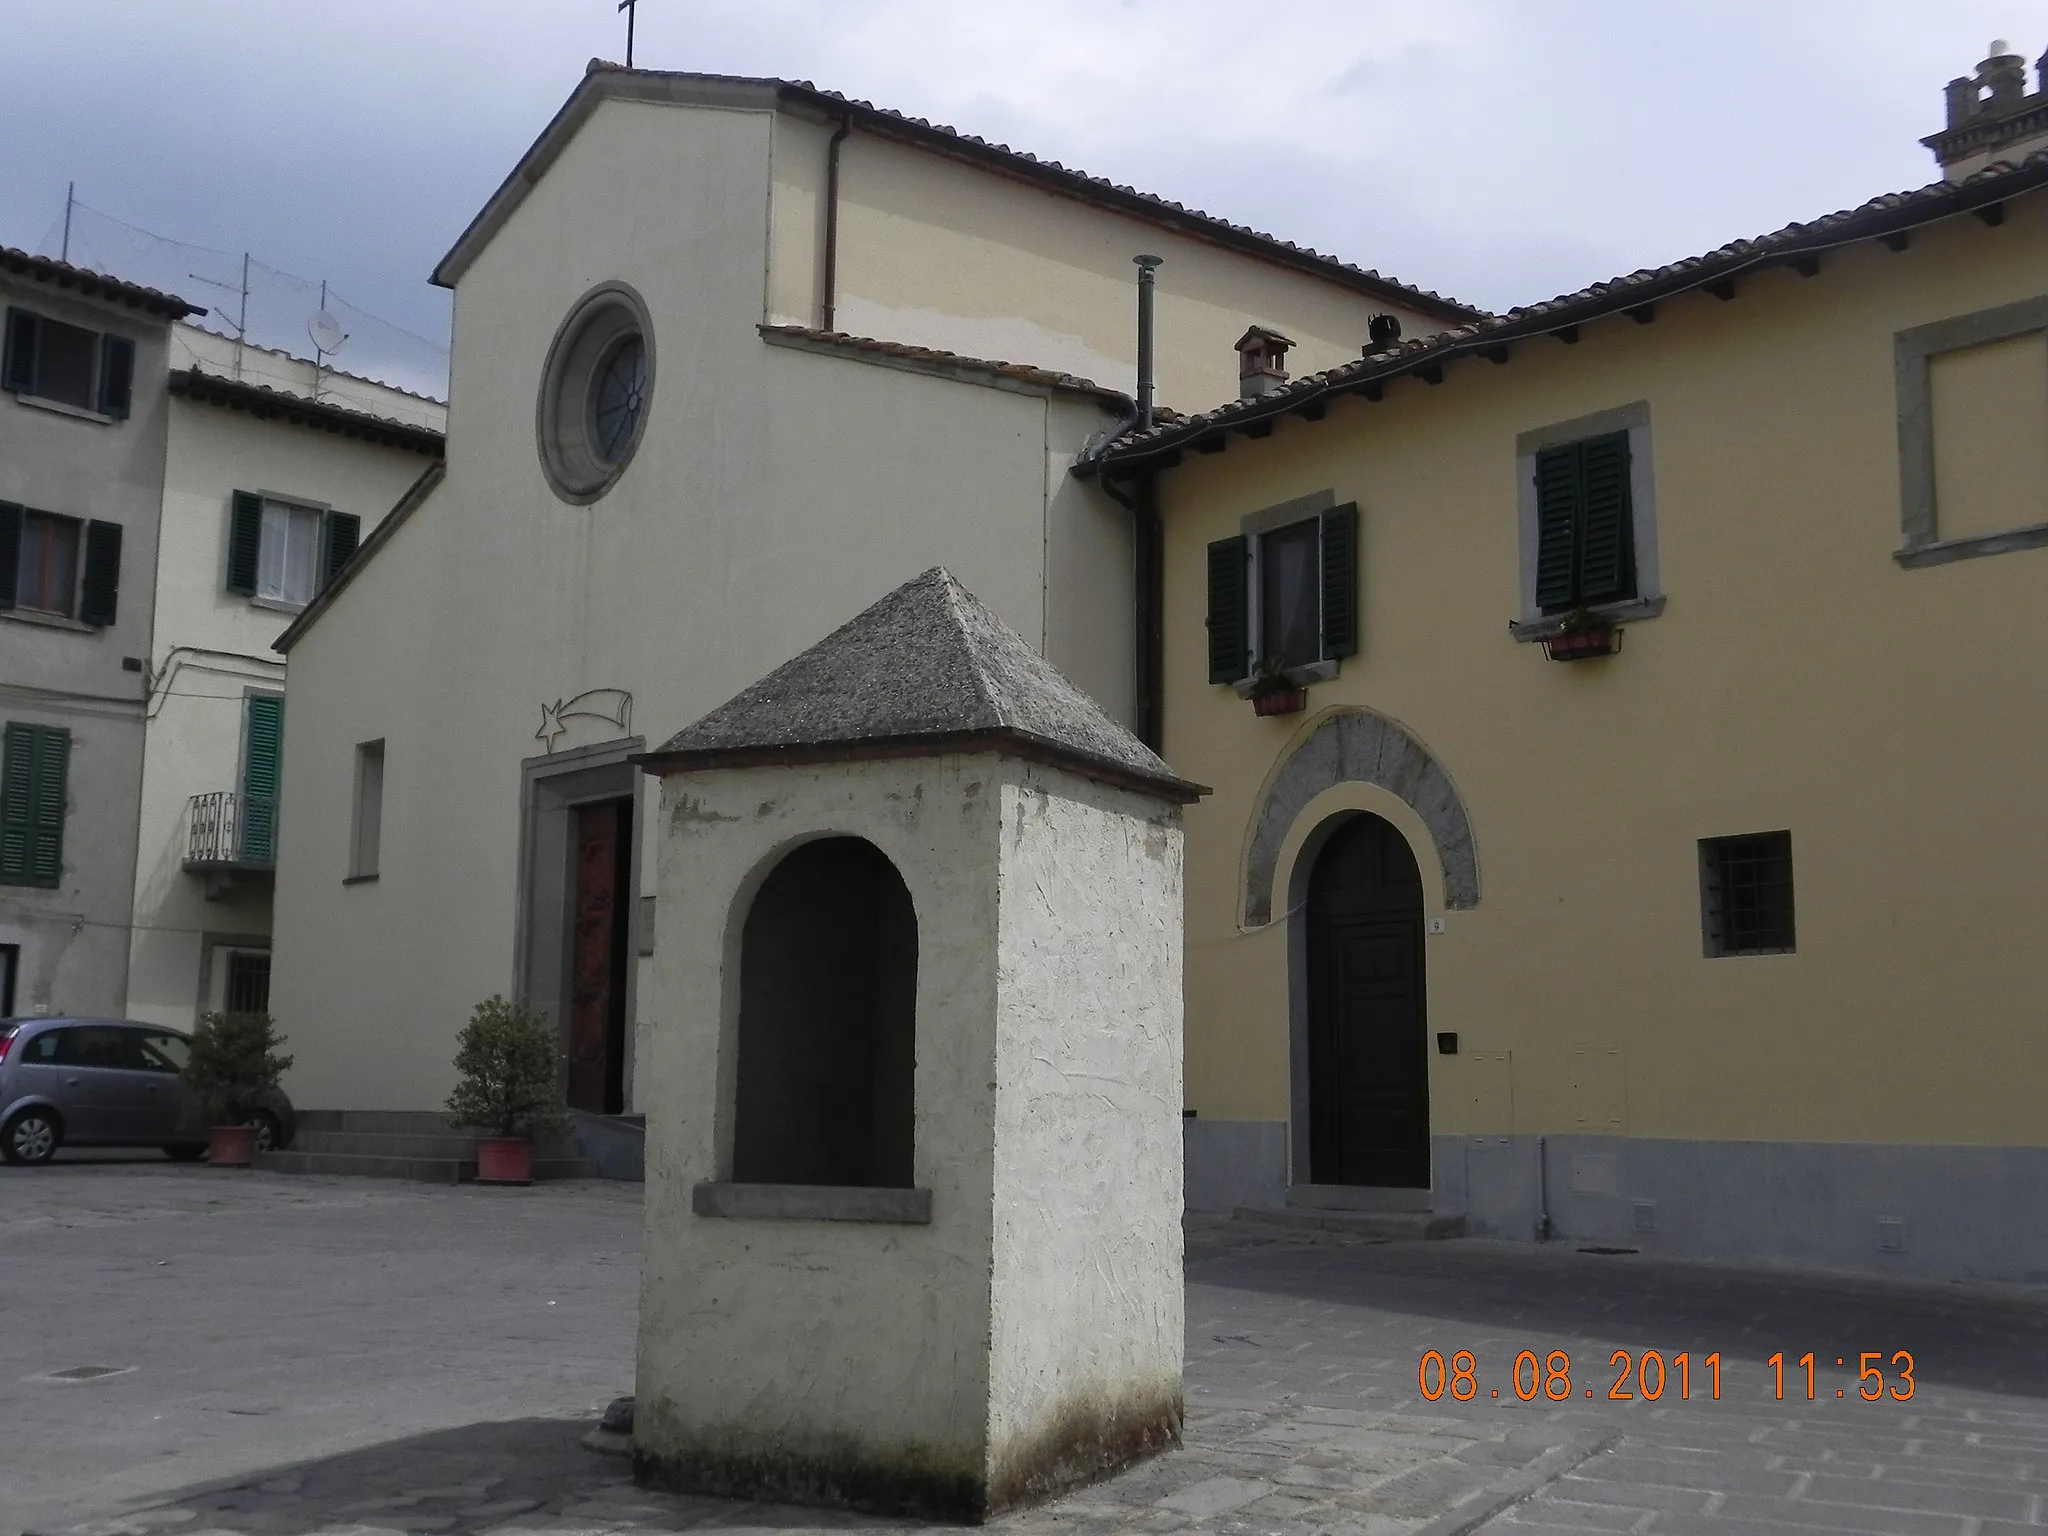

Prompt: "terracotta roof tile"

[0,245,202,320]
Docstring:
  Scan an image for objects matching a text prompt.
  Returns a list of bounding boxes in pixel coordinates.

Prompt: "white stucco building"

[268,63,1476,1129]
[123,324,443,1030]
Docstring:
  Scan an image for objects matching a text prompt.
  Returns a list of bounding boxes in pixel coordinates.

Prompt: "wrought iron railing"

[185,791,279,869]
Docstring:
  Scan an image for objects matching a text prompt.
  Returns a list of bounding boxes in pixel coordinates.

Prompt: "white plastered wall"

[637,754,1002,1480]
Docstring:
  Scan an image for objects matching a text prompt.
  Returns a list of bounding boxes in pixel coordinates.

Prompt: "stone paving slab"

[11,1171,2048,1536]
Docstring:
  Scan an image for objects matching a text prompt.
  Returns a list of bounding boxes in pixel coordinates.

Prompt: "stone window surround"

[1894,294,2048,569]
[534,280,655,507]
[1232,488,1341,695]
[245,488,332,615]
[1509,400,1665,640]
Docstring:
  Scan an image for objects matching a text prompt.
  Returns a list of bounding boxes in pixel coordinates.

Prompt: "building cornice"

[169,369,446,457]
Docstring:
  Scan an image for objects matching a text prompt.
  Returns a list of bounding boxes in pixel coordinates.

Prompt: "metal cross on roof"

[618,0,639,66]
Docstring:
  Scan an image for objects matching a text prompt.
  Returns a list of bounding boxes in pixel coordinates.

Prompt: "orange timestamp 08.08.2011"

[1417,1349,1917,1404]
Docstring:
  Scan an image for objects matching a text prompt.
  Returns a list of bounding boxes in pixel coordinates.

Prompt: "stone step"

[1232,1205,1467,1241]
[294,1109,464,1136]
[255,1149,598,1183]
[294,1130,484,1159]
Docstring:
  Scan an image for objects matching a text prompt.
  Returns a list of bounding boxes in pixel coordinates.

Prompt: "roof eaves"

[169,369,446,456]
[759,323,1132,406]
[1090,153,2048,474]
[274,459,447,655]
[432,63,1485,323]
[0,246,203,320]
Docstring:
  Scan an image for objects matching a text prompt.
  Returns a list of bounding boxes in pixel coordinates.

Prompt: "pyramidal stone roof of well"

[639,568,1206,803]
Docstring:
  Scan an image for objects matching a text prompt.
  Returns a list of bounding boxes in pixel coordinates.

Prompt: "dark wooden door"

[1307,814,1429,1187]
[568,799,633,1115]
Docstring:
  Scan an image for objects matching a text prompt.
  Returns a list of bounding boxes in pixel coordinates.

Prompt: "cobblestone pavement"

[9,1168,2048,1536]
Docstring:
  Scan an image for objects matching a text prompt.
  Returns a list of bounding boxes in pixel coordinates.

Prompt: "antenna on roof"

[618,0,639,66]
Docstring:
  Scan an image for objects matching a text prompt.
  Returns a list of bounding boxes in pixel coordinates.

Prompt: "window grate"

[1700,830,1795,957]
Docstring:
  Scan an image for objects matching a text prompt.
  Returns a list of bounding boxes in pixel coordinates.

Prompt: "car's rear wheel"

[247,1111,282,1155]
[162,1144,205,1162]
[2,1108,61,1166]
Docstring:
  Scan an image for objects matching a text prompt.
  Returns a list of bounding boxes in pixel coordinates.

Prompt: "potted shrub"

[183,1012,293,1168]
[1249,656,1308,717]
[1542,607,1622,662]
[446,996,572,1186]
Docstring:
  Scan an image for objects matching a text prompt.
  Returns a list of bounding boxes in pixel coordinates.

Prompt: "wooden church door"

[567,799,633,1115]
[1306,813,1430,1188]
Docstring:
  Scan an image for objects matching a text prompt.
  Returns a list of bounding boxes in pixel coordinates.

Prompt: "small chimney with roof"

[1235,325,1294,399]
[1924,40,2048,180]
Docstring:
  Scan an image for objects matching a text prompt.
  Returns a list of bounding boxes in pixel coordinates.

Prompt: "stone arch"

[1245,710,1478,923]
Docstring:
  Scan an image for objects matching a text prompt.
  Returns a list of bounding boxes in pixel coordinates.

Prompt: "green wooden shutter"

[1206,535,1250,684]
[1532,444,1582,614]
[1575,431,1635,606]
[226,492,263,596]
[97,334,134,419]
[321,510,361,590]
[1319,502,1359,660]
[0,502,20,612]
[1,723,68,890]
[3,310,36,395]
[79,521,122,627]
[240,695,284,866]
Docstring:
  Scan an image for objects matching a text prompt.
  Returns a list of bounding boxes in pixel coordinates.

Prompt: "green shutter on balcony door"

[1,722,69,889]
[240,695,284,866]
[1320,502,1359,660]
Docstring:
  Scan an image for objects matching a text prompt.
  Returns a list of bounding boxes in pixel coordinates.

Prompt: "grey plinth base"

[635,1393,1181,1524]
[690,1181,932,1223]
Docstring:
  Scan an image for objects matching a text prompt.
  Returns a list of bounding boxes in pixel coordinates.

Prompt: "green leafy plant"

[1249,654,1299,697]
[445,996,572,1143]
[184,1012,293,1126]
[1555,606,1612,635]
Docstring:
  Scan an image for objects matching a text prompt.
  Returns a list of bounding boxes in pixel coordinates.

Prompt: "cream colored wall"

[272,97,1125,1111]
[126,390,435,1029]
[767,127,1446,412]
[171,324,446,433]
[1160,192,2048,1150]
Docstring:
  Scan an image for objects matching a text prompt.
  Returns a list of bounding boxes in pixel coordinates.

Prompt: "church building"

[268,62,1476,1126]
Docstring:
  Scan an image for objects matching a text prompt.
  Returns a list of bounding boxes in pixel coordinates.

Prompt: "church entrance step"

[255,1148,598,1183]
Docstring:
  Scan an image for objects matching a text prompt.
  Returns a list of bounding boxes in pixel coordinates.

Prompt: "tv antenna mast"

[618,0,640,66]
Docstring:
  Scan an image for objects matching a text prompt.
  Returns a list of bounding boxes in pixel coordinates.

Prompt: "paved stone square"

[6,1166,2048,1536]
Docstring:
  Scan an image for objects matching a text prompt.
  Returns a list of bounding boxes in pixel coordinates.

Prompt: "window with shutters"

[225,491,359,609]
[1,722,69,890]
[1513,402,1662,633]
[1205,493,1359,686]
[2,307,135,418]
[0,504,123,626]
[240,694,284,868]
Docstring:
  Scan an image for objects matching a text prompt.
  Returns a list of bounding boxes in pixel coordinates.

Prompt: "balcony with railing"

[184,791,279,887]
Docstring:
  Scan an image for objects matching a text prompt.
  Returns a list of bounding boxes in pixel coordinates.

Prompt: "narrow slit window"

[350,740,385,880]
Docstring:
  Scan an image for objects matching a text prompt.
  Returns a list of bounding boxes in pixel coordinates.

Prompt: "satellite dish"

[309,310,348,355]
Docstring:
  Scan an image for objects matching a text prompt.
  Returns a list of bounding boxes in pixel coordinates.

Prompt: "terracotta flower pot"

[475,1137,534,1186]
[1252,688,1308,717]
[208,1124,258,1167]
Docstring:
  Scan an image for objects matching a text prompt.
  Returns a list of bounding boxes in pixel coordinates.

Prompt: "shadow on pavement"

[1188,1225,2048,1402]
[36,1416,924,1536]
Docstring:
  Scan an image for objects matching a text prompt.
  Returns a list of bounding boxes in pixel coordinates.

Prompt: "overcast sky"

[7,0,2044,384]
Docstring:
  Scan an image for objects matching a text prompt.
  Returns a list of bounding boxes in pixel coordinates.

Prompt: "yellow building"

[1089,56,2048,1279]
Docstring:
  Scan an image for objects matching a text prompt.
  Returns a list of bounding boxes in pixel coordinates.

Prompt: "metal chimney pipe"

[1134,254,1163,429]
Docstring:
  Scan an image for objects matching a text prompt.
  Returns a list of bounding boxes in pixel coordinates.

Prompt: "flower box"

[1543,626,1621,662]
[1252,688,1308,716]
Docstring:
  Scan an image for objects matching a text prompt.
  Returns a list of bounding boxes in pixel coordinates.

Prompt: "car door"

[8,1026,86,1131]
[130,1030,192,1142]
[49,1025,157,1144]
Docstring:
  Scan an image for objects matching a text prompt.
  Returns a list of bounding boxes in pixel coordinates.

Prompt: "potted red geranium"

[1542,607,1622,662]
[182,1011,292,1167]
[445,996,572,1186]
[1249,656,1308,717]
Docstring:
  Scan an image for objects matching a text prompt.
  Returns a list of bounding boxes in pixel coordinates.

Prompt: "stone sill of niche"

[1508,594,1666,642]
[1230,658,1339,699]
[692,1180,933,1225]
[0,606,100,635]
[10,390,119,426]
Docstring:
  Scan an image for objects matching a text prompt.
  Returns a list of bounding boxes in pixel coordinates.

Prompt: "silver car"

[0,1017,296,1165]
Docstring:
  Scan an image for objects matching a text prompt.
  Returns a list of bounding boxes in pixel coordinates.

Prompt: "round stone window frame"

[535,281,656,505]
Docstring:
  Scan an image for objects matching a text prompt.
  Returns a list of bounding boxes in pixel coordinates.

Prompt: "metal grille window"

[1700,831,1795,957]
[225,952,271,1014]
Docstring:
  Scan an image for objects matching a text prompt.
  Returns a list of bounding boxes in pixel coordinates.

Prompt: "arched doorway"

[1306,814,1429,1188]
[732,837,918,1188]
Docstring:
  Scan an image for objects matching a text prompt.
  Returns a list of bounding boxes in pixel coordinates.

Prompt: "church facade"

[269,63,1474,1118]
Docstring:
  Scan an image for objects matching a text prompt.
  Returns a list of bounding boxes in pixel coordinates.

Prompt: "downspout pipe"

[820,112,853,332]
